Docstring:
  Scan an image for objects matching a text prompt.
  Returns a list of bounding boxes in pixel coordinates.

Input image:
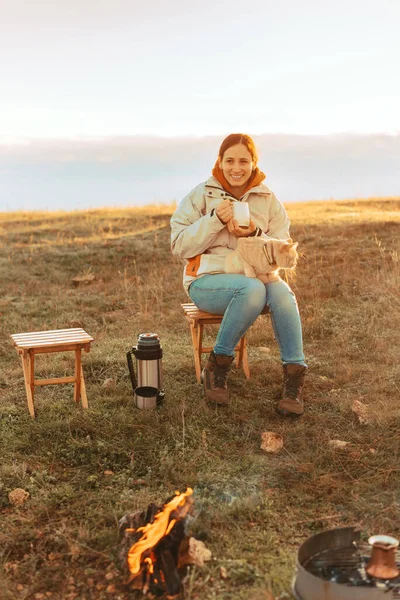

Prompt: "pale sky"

[1,0,400,139]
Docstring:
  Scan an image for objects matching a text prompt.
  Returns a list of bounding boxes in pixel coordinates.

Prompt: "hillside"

[0,198,399,599]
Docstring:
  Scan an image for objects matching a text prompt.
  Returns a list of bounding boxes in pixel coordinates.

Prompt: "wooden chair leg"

[197,322,204,360]
[190,322,202,384]
[241,339,251,379]
[236,337,243,369]
[29,350,35,399]
[236,335,251,379]
[21,351,35,418]
[80,365,88,409]
[74,348,82,403]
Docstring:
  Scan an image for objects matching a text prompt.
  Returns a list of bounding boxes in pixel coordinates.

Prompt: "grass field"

[0,197,399,599]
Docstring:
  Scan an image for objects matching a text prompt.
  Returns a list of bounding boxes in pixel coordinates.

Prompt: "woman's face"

[219,143,254,189]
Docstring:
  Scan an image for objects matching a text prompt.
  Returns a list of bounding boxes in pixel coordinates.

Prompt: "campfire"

[119,487,209,597]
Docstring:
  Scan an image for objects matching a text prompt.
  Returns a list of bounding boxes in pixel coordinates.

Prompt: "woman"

[170,133,307,416]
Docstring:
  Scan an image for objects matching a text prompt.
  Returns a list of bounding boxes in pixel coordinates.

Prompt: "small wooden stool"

[182,303,251,383]
[10,328,94,419]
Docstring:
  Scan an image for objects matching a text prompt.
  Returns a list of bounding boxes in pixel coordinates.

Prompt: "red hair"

[218,133,258,164]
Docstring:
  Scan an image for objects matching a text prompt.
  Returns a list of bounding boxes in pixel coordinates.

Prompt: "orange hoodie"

[211,160,266,198]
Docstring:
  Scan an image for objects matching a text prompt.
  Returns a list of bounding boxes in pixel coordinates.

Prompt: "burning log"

[119,488,206,597]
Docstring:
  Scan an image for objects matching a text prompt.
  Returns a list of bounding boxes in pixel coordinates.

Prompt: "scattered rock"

[8,488,30,506]
[220,566,228,579]
[47,552,59,561]
[69,542,80,559]
[348,448,362,460]
[296,463,314,473]
[69,320,83,328]
[71,272,95,286]
[4,561,19,573]
[178,536,212,567]
[260,432,284,454]
[352,399,370,424]
[102,378,116,389]
[329,439,351,449]
[133,478,147,486]
[104,470,114,476]
[235,414,250,423]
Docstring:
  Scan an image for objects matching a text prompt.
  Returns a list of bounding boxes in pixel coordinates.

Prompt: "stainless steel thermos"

[126,333,164,409]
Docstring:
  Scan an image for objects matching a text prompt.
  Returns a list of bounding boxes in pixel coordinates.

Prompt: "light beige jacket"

[170,176,290,294]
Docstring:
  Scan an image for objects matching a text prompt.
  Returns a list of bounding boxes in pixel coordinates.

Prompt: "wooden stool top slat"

[181,302,269,322]
[12,327,85,337]
[181,303,223,322]
[11,328,94,349]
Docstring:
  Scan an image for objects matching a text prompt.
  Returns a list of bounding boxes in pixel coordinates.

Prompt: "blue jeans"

[189,274,306,366]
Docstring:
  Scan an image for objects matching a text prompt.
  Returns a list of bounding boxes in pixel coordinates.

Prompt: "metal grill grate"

[304,542,400,597]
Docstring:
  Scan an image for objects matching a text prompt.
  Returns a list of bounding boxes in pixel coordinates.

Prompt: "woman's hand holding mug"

[216,199,255,237]
[227,218,257,237]
[216,199,233,224]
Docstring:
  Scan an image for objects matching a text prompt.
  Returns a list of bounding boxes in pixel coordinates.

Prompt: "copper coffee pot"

[366,535,399,579]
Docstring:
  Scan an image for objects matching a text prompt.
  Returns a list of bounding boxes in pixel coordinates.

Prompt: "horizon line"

[2,195,399,216]
[1,130,400,145]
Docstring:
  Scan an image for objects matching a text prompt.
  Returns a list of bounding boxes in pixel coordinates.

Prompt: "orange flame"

[127,488,193,575]
[144,557,154,574]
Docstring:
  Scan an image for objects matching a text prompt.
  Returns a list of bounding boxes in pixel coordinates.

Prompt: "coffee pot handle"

[126,350,137,392]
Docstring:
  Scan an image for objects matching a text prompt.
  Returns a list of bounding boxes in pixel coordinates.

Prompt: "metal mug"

[133,386,160,410]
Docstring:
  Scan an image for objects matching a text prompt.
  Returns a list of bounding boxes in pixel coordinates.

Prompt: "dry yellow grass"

[0,197,399,599]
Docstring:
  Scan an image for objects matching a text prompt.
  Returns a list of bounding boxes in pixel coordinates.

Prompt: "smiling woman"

[216,134,258,196]
[170,132,308,415]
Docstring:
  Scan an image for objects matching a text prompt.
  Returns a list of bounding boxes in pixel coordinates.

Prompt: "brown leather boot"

[202,351,234,405]
[276,364,307,417]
